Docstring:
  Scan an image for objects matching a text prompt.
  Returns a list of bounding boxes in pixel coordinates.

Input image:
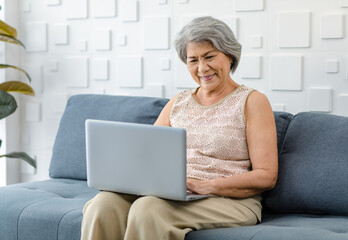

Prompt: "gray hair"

[174,16,242,73]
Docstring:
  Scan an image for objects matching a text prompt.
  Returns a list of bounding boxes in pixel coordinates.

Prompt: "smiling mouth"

[200,74,215,81]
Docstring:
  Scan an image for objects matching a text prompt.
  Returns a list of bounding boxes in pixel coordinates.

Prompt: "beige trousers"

[81,192,261,240]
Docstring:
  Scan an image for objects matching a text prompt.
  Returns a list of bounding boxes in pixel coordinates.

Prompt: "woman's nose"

[198,60,209,73]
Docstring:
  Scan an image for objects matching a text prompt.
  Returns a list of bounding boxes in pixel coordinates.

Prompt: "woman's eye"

[206,56,214,59]
[189,59,197,63]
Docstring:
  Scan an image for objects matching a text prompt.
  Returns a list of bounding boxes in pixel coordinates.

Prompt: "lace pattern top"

[170,85,255,180]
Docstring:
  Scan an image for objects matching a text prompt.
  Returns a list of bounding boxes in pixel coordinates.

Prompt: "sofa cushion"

[185,213,348,240]
[264,112,348,215]
[273,111,293,154]
[0,179,99,240]
[49,94,169,180]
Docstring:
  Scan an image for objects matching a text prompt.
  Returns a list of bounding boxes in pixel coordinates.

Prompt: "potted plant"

[0,20,36,169]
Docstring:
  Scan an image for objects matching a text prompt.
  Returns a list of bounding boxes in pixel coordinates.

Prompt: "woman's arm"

[187,91,278,198]
[154,95,177,127]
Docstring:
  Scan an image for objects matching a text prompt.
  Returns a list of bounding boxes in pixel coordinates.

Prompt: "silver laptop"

[85,119,213,201]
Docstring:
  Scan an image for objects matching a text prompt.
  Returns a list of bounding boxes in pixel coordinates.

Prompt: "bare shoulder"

[154,94,178,126]
[245,91,273,122]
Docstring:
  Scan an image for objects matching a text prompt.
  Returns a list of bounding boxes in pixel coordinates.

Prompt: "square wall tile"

[271,55,303,91]
[144,17,170,50]
[147,83,164,98]
[272,104,286,112]
[321,13,344,39]
[240,55,262,79]
[25,102,41,122]
[66,0,88,19]
[340,0,348,7]
[25,22,47,52]
[93,58,109,80]
[278,11,311,48]
[325,59,339,73]
[251,35,262,48]
[338,95,348,116]
[161,58,171,70]
[64,56,89,88]
[235,0,264,12]
[46,0,61,5]
[117,56,143,88]
[120,0,138,22]
[309,88,332,112]
[117,34,127,46]
[95,29,111,51]
[53,24,69,45]
[93,0,116,18]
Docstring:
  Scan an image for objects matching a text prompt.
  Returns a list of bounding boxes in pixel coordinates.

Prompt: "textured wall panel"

[174,59,198,89]
[219,17,238,39]
[22,0,31,12]
[93,0,116,18]
[235,0,264,12]
[95,29,111,51]
[66,0,88,19]
[46,0,61,5]
[25,102,41,122]
[340,0,348,7]
[240,55,262,79]
[338,95,348,116]
[272,104,285,111]
[325,59,339,73]
[118,56,143,88]
[117,33,127,46]
[321,13,344,39]
[158,0,168,5]
[64,57,89,88]
[278,11,311,48]
[24,22,47,52]
[93,58,109,80]
[271,55,303,91]
[161,58,171,70]
[79,40,88,51]
[47,60,59,72]
[308,88,332,112]
[53,24,68,45]
[120,0,138,22]
[147,83,164,98]
[22,64,43,94]
[144,17,170,50]
[251,35,263,48]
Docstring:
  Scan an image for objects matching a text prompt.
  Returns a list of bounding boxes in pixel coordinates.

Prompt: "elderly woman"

[81,16,278,240]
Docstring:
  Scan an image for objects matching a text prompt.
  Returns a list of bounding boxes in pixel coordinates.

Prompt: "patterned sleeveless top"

[170,85,255,180]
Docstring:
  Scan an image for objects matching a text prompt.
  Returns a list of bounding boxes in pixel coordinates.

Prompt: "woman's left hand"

[187,178,213,195]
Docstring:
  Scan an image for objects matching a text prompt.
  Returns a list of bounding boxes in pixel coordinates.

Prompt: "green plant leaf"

[0,64,31,83]
[0,90,17,119]
[0,81,35,96]
[0,33,25,48]
[0,152,37,168]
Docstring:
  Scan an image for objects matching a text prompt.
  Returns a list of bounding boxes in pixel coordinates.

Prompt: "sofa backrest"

[49,94,169,180]
[264,112,348,216]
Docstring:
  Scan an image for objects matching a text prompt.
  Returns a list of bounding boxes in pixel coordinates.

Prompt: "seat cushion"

[0,179,98,240]
[264,112,348,215]
[185,213,348,240]
[49,94,169,180]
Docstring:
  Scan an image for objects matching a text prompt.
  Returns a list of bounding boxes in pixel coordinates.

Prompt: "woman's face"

[186,41,232,92]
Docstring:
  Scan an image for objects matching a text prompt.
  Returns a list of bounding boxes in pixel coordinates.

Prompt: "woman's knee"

[128,196,168,223]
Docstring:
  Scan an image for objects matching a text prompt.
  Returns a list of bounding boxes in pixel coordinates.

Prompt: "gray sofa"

[0,94,347,240]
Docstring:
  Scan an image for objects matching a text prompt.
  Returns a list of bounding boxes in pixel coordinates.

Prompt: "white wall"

[7,0,348,182]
